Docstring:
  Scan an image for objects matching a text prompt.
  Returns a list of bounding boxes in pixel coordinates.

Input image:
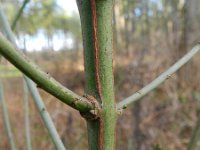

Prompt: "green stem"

[23,79,32,150]
[96,1,116,149]
[0,82,15,150]
[0,33,94,112]
[76,1,99,149]
[11,0,30,30]
[117,44,200,110]
[77,0,116,149]
[24,77,65,150]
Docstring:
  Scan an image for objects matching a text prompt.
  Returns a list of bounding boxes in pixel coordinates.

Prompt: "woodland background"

[0,0,200,149]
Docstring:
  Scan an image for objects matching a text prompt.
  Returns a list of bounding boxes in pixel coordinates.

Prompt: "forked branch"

[117,44,200,110]
[0,33,94,112]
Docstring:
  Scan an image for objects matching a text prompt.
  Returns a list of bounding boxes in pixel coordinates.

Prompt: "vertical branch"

[177,0,191,88]
[77,0,116,149]
[11,0,30,31]
[95,1,116,149]
[76,1,100,149]
[0,5,16,44]
[90,0,103,102]
[23,79,32,150]
[113,0,118,52]
[123,0,130,56]
[0,81,15,150]
[24,77,65,150]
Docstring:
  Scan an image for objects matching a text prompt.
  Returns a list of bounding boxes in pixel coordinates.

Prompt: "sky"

[20,0,78,51]
[57,0,78,16]
[22,0,163,51]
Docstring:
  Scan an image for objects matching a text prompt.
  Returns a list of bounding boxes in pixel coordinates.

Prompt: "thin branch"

[23,79,32,150]
[11,0,30,30]
[0,6,16,44]
[0,4,94,112]
[117,44,200,110]
[24,77,65,150]
[0,81,15,150]
[0,33,94,111]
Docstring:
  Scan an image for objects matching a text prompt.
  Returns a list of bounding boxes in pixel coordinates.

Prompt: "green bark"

[76,1,99,149]
[77,0,116,149]
[96,1,116,149]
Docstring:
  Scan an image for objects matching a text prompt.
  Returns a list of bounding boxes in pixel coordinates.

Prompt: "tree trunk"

[177,0,191,88]
[76,0,116,150]
[113,0,118,52]
[123,0,131,56]
[132,1,150,148]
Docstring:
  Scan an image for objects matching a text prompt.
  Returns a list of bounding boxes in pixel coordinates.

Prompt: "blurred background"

[0,0,200,149]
